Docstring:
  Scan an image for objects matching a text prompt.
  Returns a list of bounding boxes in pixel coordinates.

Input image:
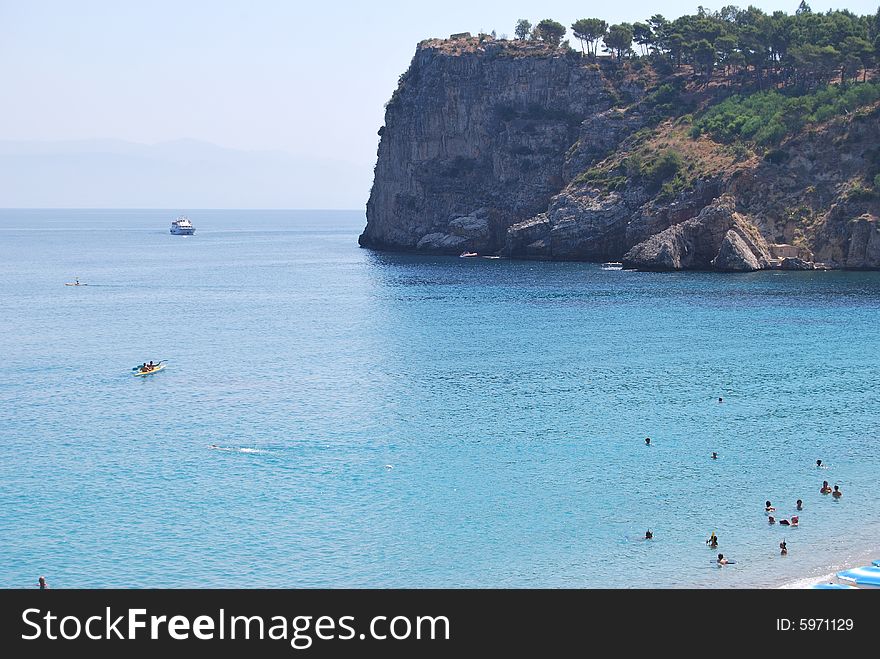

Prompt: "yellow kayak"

[132,364,167,377]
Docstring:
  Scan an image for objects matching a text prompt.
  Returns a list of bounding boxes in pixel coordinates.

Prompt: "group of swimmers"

[642,406,845,566]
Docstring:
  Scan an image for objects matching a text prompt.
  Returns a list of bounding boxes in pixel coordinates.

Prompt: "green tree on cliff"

[535,19,566,47]
[632,22,654,56]
[515,19,532,41]
[604,23,634,61]
[571,18,607,57]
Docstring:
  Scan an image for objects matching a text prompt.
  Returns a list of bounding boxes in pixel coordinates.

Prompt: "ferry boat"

[170,215,195,235]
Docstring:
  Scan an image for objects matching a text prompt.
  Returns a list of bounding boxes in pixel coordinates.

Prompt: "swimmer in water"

[645,530,653,540]
[832,485,842,498]
[645,437,651,446]
[718,397,723,403]
[796,499,803,511]
[820,480,832,494]
[711,452,718,459]
[768,515,776,524]
[717,553,729,565]
[779,540,787,556]
[707,532,718,548]
[791,516,799,527]
[816,459,824,468]
[38,576,48,589]
[765,500,775,512]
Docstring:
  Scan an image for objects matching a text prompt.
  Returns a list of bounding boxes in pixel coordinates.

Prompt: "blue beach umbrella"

[810,583,858,589]
[872,559,880,567]
[836,566,880,587]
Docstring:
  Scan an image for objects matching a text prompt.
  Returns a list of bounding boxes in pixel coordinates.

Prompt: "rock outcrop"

[361,35,880,269]
[360,37,617,254]
[622,196,771,271]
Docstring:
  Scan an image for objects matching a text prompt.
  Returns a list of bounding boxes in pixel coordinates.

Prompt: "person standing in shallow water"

[820,481,832,494]
[779,540,788,556]
[796,499,803,511]
[38,576,48,589]
[832,485,842,498]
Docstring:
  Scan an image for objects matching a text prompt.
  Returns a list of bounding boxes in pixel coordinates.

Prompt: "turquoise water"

[1,209,878,588]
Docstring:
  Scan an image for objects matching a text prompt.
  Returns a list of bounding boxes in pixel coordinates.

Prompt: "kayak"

[132,363,166,377]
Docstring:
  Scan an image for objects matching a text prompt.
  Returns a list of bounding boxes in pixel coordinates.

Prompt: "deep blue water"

[1,209,878,588]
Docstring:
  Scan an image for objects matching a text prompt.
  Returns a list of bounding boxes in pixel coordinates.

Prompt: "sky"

[0,0,877,208]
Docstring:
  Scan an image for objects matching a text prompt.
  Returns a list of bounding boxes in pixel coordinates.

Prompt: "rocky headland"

[360,34,880,270]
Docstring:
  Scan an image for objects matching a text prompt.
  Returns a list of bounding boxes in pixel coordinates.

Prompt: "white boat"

[601,262,623,270]
[170,215,195,235]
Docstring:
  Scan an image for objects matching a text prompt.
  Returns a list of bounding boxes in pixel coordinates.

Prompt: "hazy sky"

[1,1,877,207]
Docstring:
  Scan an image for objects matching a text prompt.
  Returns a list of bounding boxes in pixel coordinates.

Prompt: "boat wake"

[209,445,266,454]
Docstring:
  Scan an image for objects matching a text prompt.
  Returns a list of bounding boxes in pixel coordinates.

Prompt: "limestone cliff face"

[362,36,880,270]
[360,38,617,253]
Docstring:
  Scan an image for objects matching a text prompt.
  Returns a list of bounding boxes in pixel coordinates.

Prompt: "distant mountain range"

[0,139,369,209]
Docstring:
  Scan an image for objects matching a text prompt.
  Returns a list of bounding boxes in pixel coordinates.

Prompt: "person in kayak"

[820,481,832,494]
[832,485,842,498]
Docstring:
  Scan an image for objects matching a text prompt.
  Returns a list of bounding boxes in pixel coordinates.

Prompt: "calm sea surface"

[1,209,878,588]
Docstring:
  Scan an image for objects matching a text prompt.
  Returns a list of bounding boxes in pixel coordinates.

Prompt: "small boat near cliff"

[170,215,195,235]
[459,251,478,258]
[601,262,623,270]
[65,277,87,286]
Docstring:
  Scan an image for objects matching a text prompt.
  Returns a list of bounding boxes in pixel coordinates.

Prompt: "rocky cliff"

[360,36,880,270]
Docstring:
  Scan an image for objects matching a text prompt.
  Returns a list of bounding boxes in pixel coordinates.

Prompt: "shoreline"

[775,545,880,589]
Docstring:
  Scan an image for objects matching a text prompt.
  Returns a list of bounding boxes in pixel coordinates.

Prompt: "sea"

[1,209,878,588]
